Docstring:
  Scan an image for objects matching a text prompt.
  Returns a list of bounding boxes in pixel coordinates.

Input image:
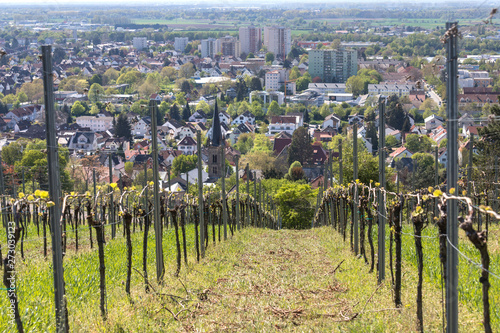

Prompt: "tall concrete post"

[42,45,68,332]
[445,21,459,333]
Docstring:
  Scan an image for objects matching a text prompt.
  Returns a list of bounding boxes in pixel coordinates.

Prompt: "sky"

[0,0,493,6]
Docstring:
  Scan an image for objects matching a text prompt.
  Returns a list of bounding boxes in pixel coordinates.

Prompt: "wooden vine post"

[459,205,492,333]
[87,202,106,319]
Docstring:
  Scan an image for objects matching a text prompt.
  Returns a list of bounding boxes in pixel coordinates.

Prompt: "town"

[0,4,498,197]
[1,2,500,332]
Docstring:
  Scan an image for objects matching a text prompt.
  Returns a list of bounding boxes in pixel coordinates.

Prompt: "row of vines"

[1,183,277,332]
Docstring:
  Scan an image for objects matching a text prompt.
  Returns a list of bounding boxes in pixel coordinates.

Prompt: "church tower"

[208,100,223,179]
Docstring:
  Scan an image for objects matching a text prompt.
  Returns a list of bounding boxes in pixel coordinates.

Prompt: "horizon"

[0,0,492,6]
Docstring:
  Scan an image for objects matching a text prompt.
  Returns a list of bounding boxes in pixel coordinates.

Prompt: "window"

[212,154,217,163]
[212,166,217,174]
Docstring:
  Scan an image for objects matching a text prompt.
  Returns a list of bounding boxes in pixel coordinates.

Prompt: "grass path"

[1,226,487,332]
[173,228,484,332]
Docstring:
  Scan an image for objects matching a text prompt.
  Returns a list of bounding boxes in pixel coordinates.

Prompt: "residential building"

[216,36,240,57]
[239,26,262,56]
[322,114,341,130]
[174,37,189,52]
[389,146,413,161]
[267,116,300,136]
[133,37,147,50]
[177,136,197,155]
[201,38,217,58]
[368,83,416,97]
[188,110,207,123]
[265,69,288,91]
[308,49,358,83]
[68,131,97,152]
[308,83,346,95]
[232,111,256,126]
[76,115,114,132]
[263,26,291,59]
[5,105,43,123]
[132,117,151,138]
[424,114,444,131]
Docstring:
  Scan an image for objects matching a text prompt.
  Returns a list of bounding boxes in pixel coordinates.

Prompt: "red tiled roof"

[273,138,292,156]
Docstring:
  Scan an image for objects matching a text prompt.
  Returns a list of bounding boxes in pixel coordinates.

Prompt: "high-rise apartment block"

[201,38,217,58]
[174,37,189,52]
[265,68,288,91]
[216,36,240,57]
[308,49,358,83]
[132,37,147,50]
[263,26,291,59]
[239,26,262,56]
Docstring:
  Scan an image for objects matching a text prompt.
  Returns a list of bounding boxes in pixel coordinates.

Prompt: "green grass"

[0,219,496,332]
[400,222,500,329]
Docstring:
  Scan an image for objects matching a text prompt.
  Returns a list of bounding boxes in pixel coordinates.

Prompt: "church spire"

[210,100,222,147]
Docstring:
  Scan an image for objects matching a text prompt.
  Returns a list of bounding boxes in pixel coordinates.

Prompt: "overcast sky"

[0,0,493,6]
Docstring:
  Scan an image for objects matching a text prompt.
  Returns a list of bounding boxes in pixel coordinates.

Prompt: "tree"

[2,141,24,165]
[179,79,192,94]
[327,135,389,186]
[124,161,134,176]
[386,95,406,130]
[71,101,86,117]
[275,183,317,229]
[237,101,251,115]
[195,100,210,114]
[234,133,254,154]
[88,83,104,104]
[178,62,195,78]
[411,153,436,190]
[89,74,103,86]
[386,135,399,148]
[265,52,275,63]
[267,100,283,116]
[170,103,181,121]
[249,77,262,91]
[287,126,313,166]
[296,72,311,92]
[235,79,248,102]
[289,66,301,80]
[53,47,66,63]
[114,113,132,142]
[171,154,198,176]
[103,68,120,85]
[405,134,433,153]
[182,102,191,121]
[251,134,271,152]
[476,104,500,187]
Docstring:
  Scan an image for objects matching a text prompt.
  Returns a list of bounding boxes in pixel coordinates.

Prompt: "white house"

[389,146,413,161]
[188,110,207,123]
[219,111,232,125]
[424,114,444,131]
[76,115,114,132]
[177,136,197,155]
[177,125,196,140]
[267,115,299,136]
[231,111,256,126]
[132,117,151,138]
[438,148,447,165]
[322,114,341,130]
[5,105,43,123]
[68,132,98,152]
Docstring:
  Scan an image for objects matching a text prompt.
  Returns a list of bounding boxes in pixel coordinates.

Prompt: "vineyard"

[1,24,500,333]
[0,179,499,331]
[0,183,278,332]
